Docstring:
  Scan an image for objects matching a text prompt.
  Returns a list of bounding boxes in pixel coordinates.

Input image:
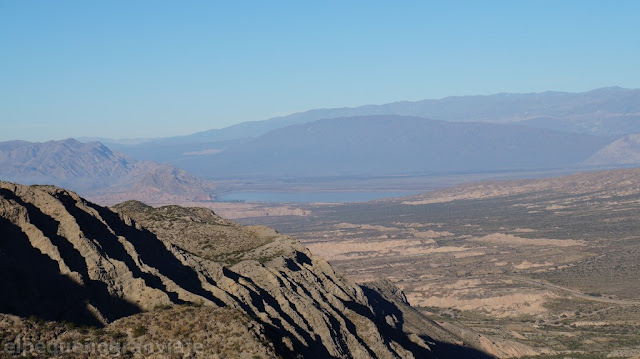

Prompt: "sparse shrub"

[109,331,126,340]
[133,325,147,337]
[187,300,204,308]
[92,327,105,337]
[154,304,173,311]
[27,315,44,325]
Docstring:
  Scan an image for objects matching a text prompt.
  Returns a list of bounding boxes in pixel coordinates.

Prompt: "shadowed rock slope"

[0,182,491,358]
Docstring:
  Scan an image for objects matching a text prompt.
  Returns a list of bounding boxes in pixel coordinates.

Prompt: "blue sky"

[1,0,639,141]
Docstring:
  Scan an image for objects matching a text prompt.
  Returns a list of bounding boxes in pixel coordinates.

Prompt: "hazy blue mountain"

[0,139,130,190]
[175,115,612,179]
[0,138,216,203]
[104,87,639,164]
[178,87,640,141]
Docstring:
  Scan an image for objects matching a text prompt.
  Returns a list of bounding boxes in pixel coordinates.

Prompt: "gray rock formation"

[0,182,492,358]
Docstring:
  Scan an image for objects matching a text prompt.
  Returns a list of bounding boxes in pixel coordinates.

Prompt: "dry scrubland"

[241,168,640,358]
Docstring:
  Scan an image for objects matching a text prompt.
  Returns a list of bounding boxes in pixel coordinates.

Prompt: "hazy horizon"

[2,1,640,141]
[1,85,637,143]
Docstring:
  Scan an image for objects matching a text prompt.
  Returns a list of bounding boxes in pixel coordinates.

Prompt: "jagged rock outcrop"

[0,182,491,358]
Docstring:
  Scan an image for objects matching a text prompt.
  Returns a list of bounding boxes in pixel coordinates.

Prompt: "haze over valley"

[2,1,640,358]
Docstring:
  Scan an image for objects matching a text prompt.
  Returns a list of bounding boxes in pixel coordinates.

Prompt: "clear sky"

[1,0,639,141]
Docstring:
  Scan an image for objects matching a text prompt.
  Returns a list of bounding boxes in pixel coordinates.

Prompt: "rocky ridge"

[0,182,491,358]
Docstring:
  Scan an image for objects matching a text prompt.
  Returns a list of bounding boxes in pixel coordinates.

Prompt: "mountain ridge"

[174,115,611,179]
[96,87,640,177]
[104,87,640,150]
[0,181,496,358]
[0,138,216,204]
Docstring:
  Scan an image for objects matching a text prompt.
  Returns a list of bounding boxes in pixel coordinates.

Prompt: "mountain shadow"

[0,216,140,327]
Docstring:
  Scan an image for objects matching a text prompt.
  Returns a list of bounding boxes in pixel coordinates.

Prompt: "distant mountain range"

[6,87,639,187]
[171,115,611,179]
[0,138,215,204]
[92,87,640,179]
[134,86,640,146]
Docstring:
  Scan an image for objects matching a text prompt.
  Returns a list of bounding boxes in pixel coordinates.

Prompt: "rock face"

[0,139,216,203]
[0,182,491,358]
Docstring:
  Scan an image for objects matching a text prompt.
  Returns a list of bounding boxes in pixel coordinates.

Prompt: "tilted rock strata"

[0,182,491,358]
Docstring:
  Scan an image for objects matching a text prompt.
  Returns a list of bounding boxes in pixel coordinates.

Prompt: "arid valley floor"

[239,169,640,358]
